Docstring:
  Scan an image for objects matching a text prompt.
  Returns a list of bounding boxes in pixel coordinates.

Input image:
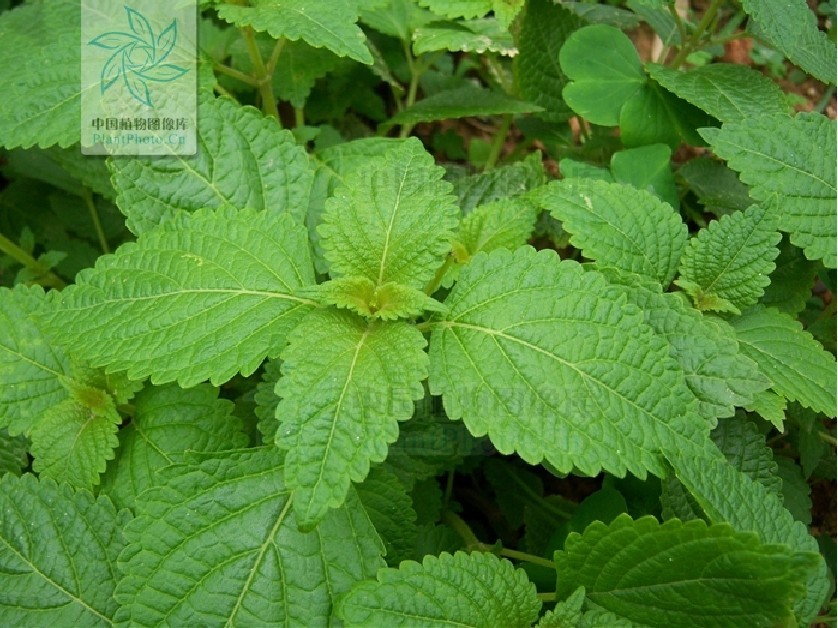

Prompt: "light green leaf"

[555,514,817,627]
[361,0,437,40]
[114,448,385,625]
[43,207,316,387]
[560,24,645,126]
[383,86,543,130]
[337,550,541,627]
[453,196,540,261]
[414,18,516,56]
[712,415,782,495]
[0,429,27,477]
[419,0,524,25]
[730,306,837,417]
[760,236,820,315]
[109,95,313,235]
[0,474,130,625]
[648,63,789,123]
[319,138,459,290]
[537,586,585,627]
[740,0,836,84]
[516,0,582,122]
[536,178,687,286]
[701,113,837,267]
[215,0,373,64]
[746,389,787,431]
[449,151,546,214]
[429,247,703,478]
[99,383,248,509]
[0,285,72,436]
[0,0,82,148]
[302,277,446,320]
[610,143,678,208]
[676,204,781,314]
[356,466,418,565]
[277,309,428,529]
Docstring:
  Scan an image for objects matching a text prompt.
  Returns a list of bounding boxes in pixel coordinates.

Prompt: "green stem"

[442,468,455,513]
[398,40,423,138]
[265,37,286,76]
[669,0,724,68]
[442,511,482,548]
[483,114,513,172]
[0,232,65,289]
[498,548,555,570]
[816,86,836,114]
[537,592,557,602]
[294,106,305,128]
[81,188,109,254]
[241,26,279,121]
[819,431,838,446]
[212,62,259,87]
[425,255,454,296]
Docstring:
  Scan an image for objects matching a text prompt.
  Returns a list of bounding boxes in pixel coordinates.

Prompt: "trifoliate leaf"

[0,285,72,436]
[99,383,248,509]
[516,0,582,122]
[277,309,428,529]
[609,143,678,208]
[215,0,373,64]
[319,138,459,290]
[254,359,283,443]
[536,178,687,286]
[356,466,418,565]
[302,277,446,320]
[43,207,316,387]
[453,196,540,262]
[413,18,517,56]
[648,63,790,123]
[740,0,836,84]
[0,0,81,148]
[0,429,27,477]
[676,204,781,314]
[760,236,819,315]
[555,514,818,627]
[361,0,437,40]
[712,415,782,495]
[730,306,837,417]
[449,151,546,214]
[429,247,703,478]
[0,474,130,625]
[560,24,645,126]
[337,551,541,627]
[30,384,121,489]
[114,448,385,625]
[701,113,837,267]
[109,95,313,235]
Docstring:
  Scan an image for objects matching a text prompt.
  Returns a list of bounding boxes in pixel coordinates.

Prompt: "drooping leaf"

[701,113,837,267]
[676,204,781,314]
[319,138,459,290]
[276,309,428,529]
[429,247,703,478]
[730,306,836,417]
[0,474,130,625]
[109,95,313,235]
[355,466,418,565]
[453,196,540,262]
[215,0,373,64]
[43,207,316,387]
[554,514,818,627]
[648,63,790,123]
[302,277,446,320]
[114,448,385,625]
[413,18,516,56]
[99,383,248,509]
[536,178,687,286]
[337,551,541,627]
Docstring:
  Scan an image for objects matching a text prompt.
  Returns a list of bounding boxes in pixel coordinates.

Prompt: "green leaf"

[453,196,540,261]
[0,0,81,148]
[4,146,115,200]
[648,63,789,123]
[712,415,782,495]
[559,24,645,126]
[302,277,446,320]
[775,457,813,525]
[676,204,781,314]
[277,309,428,529]
[99,383,248,509]
[619,81,712,149]
[43,207,316,387]
[677,156,752,216]
[701,113,837,267]
[746,389,787,431]
[361,0,437,41]
[109,95,313,235]
[114,448,385,625]
[730,306,837,417]
[319,138,459,290]
[627,0,680,45]
[610,143,678,208]
[418,0,524,26]
[537,586,585,627]
[0,285,72,436]
[429,247,702,478]
[536,178,687,286]
[272,41,340,108]
[760,236,820,315]
[449,151,546,214]
[254,359,283,443]
[554,514,818,627]
[337,550,541,627]
[740,0,836,84]
[413,18,516,56]
[383,86,543,130]
[0,429,27,477]
[0,474,130,625]
[516,0,582,121]
[215,0,373,64]
[356,466,418,565]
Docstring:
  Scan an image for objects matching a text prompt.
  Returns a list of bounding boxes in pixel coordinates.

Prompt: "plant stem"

[537,592,557,602]
[294,107,305,128]
[425,255,454,296]
[669,0,724,68]
[442,511,482,547]
[212,62,259,87]
[0,232,65,289]
[241,26,279,122]
[498,548,556,570]
[265,37,286,76]
[483,114,513,171]
[81,188,109,254]
[442,468,455,513]
[398,40,422,138]
[816,86,836,114]
[819,431,838,446]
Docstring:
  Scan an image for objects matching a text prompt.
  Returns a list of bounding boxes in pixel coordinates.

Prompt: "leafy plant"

[0,0,835,625]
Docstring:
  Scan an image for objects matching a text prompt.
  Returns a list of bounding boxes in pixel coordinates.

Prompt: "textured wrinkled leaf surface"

[302,277,445,320]
[413,18,516,56]
[276,310,428,528]
[337,550,541,627]
[429,247,703,478]
[712,415,782,495]
[454,196,540,261]
[43,207,315,387]
[115,448,384,625]
[0,474,129,625]
[355,466,418,565]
